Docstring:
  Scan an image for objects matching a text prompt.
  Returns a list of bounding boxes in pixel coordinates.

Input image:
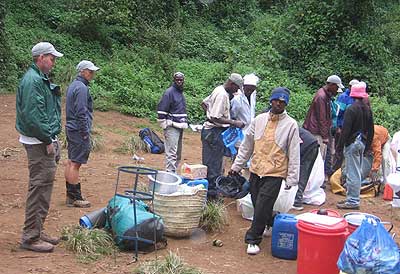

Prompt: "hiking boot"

[66,197,91,208]
[20,240,54,253]
[247,244,260,255]
[66,182,91,208]
[336,202,360,210]
[41,232,60,245]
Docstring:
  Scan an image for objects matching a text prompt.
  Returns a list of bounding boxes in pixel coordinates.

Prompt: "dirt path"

[0,94,398,274]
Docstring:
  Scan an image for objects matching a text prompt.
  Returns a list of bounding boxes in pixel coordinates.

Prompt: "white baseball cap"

[76,60,100,72]
[31,42,63,57]
[243,73,260,86]
[326,75,345,89]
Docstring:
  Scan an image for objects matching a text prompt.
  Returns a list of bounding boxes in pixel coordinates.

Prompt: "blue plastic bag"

[337,218,400,274]
[221,127,244,156]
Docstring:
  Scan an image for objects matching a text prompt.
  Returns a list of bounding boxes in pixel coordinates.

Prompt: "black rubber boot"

[66,182,91,208]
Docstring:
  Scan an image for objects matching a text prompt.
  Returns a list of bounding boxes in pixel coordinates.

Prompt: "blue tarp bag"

[105,195,165,252]
[221,127,244,156]
[337,218,400,274]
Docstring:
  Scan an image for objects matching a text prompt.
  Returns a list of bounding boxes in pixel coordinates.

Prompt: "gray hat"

[229,73,243,87]
[76,60,100,72]
[174,71,185,78]
[349,79,360,86]
[31,42,63,57]
[326,75,344,89]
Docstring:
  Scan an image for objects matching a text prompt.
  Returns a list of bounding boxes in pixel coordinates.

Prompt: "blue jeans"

[344,137,365,205]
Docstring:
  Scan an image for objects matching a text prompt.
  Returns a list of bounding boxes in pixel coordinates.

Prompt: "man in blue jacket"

[157,72,188,173]
[16,42,63,252]
[64,60,99,208]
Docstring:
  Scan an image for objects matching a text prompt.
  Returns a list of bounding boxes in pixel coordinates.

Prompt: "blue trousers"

[344,137,365,205]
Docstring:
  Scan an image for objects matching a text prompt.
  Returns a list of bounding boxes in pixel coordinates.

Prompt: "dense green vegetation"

[1,0,400,132]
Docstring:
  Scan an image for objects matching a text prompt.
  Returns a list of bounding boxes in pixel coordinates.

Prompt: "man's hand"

[232,120,245,129]
[46,143,55,155]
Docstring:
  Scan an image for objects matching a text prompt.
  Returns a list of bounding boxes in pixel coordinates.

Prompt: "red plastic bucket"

[297,215,348,274]
[344,212,393,235]
[310,209,341,218]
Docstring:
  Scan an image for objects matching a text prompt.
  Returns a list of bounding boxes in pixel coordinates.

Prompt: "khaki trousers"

[21,141,60,243]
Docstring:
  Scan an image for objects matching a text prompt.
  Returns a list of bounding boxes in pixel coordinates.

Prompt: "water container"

[271,213,298,260]
[343,212,393,235]
[296,213,349,274]
[182,178,208,190]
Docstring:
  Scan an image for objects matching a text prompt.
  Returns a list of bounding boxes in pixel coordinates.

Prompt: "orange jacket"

[371,125,389,172]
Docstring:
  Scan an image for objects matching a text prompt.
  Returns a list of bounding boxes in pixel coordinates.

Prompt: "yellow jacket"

[232,111,300,186]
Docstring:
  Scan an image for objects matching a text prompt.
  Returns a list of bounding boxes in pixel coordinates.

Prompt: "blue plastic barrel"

[271,213,298,260]
[181,178,208,190]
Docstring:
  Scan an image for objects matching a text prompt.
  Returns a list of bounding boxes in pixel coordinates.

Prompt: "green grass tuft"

[114,135,150,155]
[61,225,116,263]
[199,201,227,233]
[133,251,203,274]
[58,128,104,152]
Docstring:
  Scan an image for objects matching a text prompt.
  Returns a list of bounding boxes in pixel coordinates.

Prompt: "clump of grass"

[133,251,203,274]
[90,130,104,152]
[59,131,67,149]
[61,225,116,263]
[114,135,149,155]
[199,201,227,233]
[58,129,104,152]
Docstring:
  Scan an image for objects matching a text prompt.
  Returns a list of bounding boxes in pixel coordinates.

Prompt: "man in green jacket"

[16,42,63,253]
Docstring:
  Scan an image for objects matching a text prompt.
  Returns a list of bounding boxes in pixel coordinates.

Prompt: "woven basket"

[153,189,207,238]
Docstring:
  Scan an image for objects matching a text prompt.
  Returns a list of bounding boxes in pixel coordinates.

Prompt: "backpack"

[106,195,166,252]
[139,128,165,154]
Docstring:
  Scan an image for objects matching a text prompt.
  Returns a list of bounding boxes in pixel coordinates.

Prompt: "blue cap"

[270,87,290,105]
[79,215,93,229]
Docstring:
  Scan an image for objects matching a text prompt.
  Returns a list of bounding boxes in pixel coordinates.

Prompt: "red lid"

[297,216,348,233]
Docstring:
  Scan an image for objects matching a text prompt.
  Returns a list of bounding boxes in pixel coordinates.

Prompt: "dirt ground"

[0,94,399,274]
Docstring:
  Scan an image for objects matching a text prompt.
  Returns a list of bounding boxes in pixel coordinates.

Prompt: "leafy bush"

[0,1,10,91]
[3,0,400,133]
